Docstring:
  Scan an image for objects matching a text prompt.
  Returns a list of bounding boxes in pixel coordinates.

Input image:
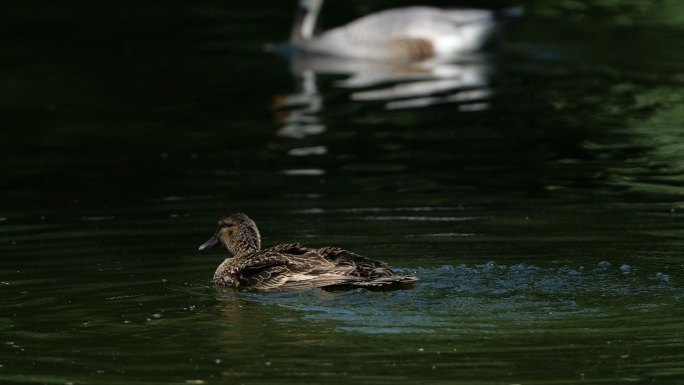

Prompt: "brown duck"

[198,213,418,290]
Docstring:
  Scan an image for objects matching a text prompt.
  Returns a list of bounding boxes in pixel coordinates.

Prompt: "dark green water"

[1,1,683,384]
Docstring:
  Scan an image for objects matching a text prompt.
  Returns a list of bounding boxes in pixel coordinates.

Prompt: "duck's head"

[198,213,261,257]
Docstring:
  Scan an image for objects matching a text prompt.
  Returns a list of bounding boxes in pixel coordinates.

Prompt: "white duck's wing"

[308,7,496,61]
[341,7,494,41]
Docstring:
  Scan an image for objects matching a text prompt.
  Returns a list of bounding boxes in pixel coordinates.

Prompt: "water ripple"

[361,216,481,222]
[233,261,681,335]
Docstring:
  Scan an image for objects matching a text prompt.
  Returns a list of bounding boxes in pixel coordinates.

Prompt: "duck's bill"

[198,234,220,251]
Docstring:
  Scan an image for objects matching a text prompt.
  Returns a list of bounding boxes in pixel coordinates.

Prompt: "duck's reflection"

[273,69,325,139]
[273,53,492,138]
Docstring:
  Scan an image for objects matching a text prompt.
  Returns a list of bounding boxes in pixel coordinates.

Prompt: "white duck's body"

[291,1,507,62]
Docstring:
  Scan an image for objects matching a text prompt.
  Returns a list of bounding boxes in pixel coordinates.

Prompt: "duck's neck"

[228,229,261,258]
[291,0,323,45]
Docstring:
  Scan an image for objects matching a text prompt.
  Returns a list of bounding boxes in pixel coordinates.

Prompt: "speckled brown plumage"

[198,213,418,291]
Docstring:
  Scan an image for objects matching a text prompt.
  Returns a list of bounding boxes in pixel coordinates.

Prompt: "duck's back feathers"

[213,243,417,291]
[317,246,393,278]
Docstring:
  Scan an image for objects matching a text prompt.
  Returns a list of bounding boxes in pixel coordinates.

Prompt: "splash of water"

[231,261,680,334]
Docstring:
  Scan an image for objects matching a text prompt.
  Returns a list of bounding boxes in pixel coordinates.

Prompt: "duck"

[198,213,418,290]
[290,0,520,62]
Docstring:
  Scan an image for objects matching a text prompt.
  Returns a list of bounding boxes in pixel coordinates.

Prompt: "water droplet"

[597,261,611,269]
[619,264,631,273]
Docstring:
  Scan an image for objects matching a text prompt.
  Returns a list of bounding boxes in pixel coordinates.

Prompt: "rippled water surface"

[2,1,684,384]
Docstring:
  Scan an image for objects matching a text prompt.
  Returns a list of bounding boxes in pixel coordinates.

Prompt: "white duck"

[290,0,516,62]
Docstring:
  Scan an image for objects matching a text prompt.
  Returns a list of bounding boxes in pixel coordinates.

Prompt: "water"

[2,1,684,384]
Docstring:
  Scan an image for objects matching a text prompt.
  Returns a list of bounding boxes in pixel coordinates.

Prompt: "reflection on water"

[274,69,326,139]
[274,53,491,138]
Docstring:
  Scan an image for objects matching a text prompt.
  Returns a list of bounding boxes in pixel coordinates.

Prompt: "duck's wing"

[315,248,420,287]
[278,276,365,290]
[235,252,292,290]
[236,249,363,290]
[316,247,394,278]
[265,243,310,255]
[309,7,496,60]
[342,7,494,40]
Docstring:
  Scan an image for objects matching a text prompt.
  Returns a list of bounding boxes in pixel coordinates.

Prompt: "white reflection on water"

[273,69,325,139]
[281,168,326,176]
[273,53,492,139]
[292,206,469,214]
[287,146,328,156]
[361,215,481,222]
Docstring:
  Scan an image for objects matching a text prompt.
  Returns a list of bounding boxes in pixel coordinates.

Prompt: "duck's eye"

[220,223,235,228]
